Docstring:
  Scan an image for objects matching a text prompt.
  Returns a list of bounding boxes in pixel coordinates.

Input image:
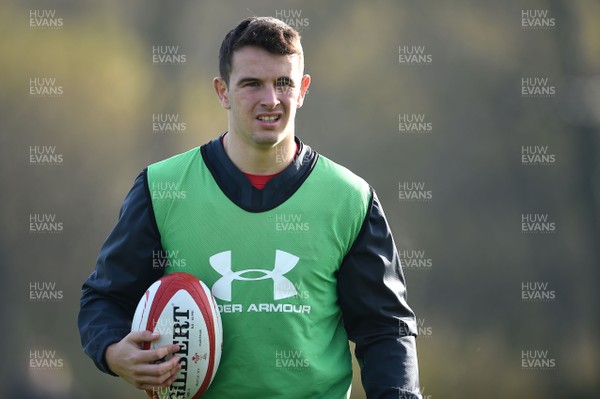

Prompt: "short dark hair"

[219,17,303,85]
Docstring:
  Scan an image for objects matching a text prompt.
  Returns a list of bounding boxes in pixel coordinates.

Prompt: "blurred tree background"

[1,0,599,398]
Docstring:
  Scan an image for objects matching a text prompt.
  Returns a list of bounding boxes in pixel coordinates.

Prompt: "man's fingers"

[127,330,159,345]
[146,373,177,391]
[136,368,178,385]
[136,362,182,390]
[164,354,181,370]
[112,331,182,391]
[136,344,181,363]
[141,377,177,395]
[136,356,181,377]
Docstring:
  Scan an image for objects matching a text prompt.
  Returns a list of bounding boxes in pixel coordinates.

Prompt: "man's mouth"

[256,115,281,122]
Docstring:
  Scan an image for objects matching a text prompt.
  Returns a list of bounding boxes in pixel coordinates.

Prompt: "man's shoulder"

[314,153,371,195]
[150,147,201,169]
[146,147,204,180]
[311,152,372,230]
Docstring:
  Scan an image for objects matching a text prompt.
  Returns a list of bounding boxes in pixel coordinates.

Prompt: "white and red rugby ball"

[131,272,223,399]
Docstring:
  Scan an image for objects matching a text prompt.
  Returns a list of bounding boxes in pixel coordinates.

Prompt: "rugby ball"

[131,272,223,399]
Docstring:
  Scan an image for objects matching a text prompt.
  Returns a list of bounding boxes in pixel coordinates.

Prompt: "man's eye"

[245,82,260,87]
[276,78,292,87]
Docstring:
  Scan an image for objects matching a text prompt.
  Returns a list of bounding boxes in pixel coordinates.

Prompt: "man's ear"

[213,77,231,109]
[296,74,311,108]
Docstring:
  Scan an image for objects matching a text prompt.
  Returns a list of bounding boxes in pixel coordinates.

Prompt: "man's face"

[214,46,310,148]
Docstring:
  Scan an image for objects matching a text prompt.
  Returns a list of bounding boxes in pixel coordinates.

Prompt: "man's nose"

[261,85,280,108]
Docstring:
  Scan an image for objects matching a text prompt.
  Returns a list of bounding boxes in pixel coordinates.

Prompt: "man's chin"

[250,130,291,147]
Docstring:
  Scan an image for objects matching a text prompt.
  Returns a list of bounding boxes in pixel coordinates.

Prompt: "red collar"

[221,135,300,190]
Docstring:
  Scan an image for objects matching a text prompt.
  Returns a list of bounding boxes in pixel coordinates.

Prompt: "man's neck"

[222,132,296,175]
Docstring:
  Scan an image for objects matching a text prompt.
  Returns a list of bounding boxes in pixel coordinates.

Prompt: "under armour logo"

[209,250,299,301]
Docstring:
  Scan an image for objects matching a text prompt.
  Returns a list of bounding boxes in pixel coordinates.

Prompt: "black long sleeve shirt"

[78,136,422,399]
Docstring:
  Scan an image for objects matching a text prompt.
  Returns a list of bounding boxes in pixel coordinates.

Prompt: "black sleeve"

[337,190,422,399]
[78,170,164,376]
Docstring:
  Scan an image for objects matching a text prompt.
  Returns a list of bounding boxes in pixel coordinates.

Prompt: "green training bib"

[148,147,370,399]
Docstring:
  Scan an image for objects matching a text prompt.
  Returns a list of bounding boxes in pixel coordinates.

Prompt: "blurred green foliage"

[1,1,599,398]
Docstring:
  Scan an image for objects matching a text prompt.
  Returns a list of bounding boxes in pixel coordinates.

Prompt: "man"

[79,17,421,399]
